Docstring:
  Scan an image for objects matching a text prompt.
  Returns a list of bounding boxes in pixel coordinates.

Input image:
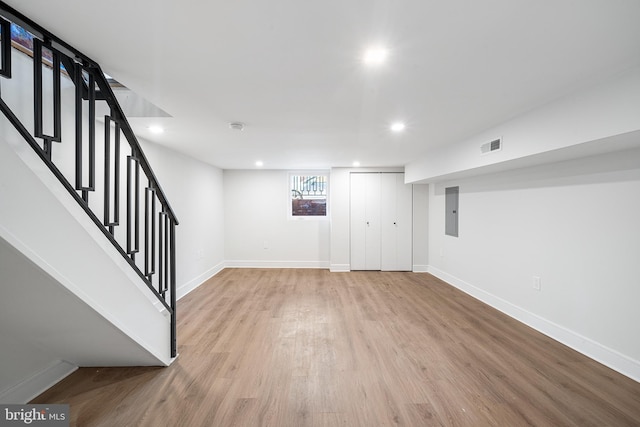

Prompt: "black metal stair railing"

[0,2,178,358]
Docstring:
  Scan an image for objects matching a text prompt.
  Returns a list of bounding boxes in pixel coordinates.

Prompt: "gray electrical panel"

[445,186,459,237]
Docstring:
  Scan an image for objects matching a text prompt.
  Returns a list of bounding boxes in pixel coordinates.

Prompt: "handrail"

[0,1,177,357]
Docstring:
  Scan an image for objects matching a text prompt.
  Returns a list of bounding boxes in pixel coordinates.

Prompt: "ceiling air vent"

[481,137,502,155]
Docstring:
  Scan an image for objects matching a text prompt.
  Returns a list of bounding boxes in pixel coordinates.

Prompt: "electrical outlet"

[532,276,541,291]
[263,240,268,249]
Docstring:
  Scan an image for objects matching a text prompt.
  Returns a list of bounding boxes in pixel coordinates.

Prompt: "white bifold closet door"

[380,173,412,271]
[350,172,412,271]
[350,173,381,270]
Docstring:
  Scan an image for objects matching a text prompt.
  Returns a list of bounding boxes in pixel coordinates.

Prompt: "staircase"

[0,2,178,403]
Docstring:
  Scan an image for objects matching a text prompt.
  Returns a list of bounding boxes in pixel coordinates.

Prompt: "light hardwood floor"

[33,268,640,426]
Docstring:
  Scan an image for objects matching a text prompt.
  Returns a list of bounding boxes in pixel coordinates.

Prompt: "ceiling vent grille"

[481,137,502,154]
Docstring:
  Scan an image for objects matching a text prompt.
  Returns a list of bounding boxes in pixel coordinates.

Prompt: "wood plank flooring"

[32,268,640,426]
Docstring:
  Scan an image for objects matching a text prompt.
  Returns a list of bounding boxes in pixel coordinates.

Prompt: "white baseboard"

[330,264,350,272]
[0,360,77,404]
[176,261,226,301]
[426,265,640,383]
[412,264,429,273]
[225,260,329,269]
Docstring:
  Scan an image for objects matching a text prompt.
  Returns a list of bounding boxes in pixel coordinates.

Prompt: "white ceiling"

[6,0,640,169]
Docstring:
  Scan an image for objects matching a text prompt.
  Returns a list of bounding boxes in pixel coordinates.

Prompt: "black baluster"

[74,66,96,202]
[158,211,165,295]
[74,64,83,196]
[103,116,121,234]
[127,155,140,260]
[88,70,95,191]
[163,210,169,296]
[170,219,177,358]
[32,42,62,159]
[145,187,156,281]
[0,18,11,78]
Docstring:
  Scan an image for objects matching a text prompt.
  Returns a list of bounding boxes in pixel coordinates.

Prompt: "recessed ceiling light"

[363,47,388,65]
[390,122,406,132]
[229,122,245,131]
[352,161,361,167]
[148,125,164,134]
[255,160,264,167]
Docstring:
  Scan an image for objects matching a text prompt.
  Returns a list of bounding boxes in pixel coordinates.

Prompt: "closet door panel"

[380,173,413,271]
[380,173,397,271]
[364,173,381,270]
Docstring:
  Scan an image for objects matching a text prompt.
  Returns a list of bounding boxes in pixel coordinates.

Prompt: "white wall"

[406,66,640,183]
[0,329,55,400]
[224,170,330,268]
[412,184,429,272]
[329,168,352,271]
[427,147,640,381]
[140,141,225,297]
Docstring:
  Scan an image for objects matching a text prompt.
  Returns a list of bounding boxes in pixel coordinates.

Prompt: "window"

[289,172,328,218]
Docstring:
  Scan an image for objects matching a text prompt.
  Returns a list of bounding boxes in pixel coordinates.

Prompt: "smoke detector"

[229,122,245,131]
